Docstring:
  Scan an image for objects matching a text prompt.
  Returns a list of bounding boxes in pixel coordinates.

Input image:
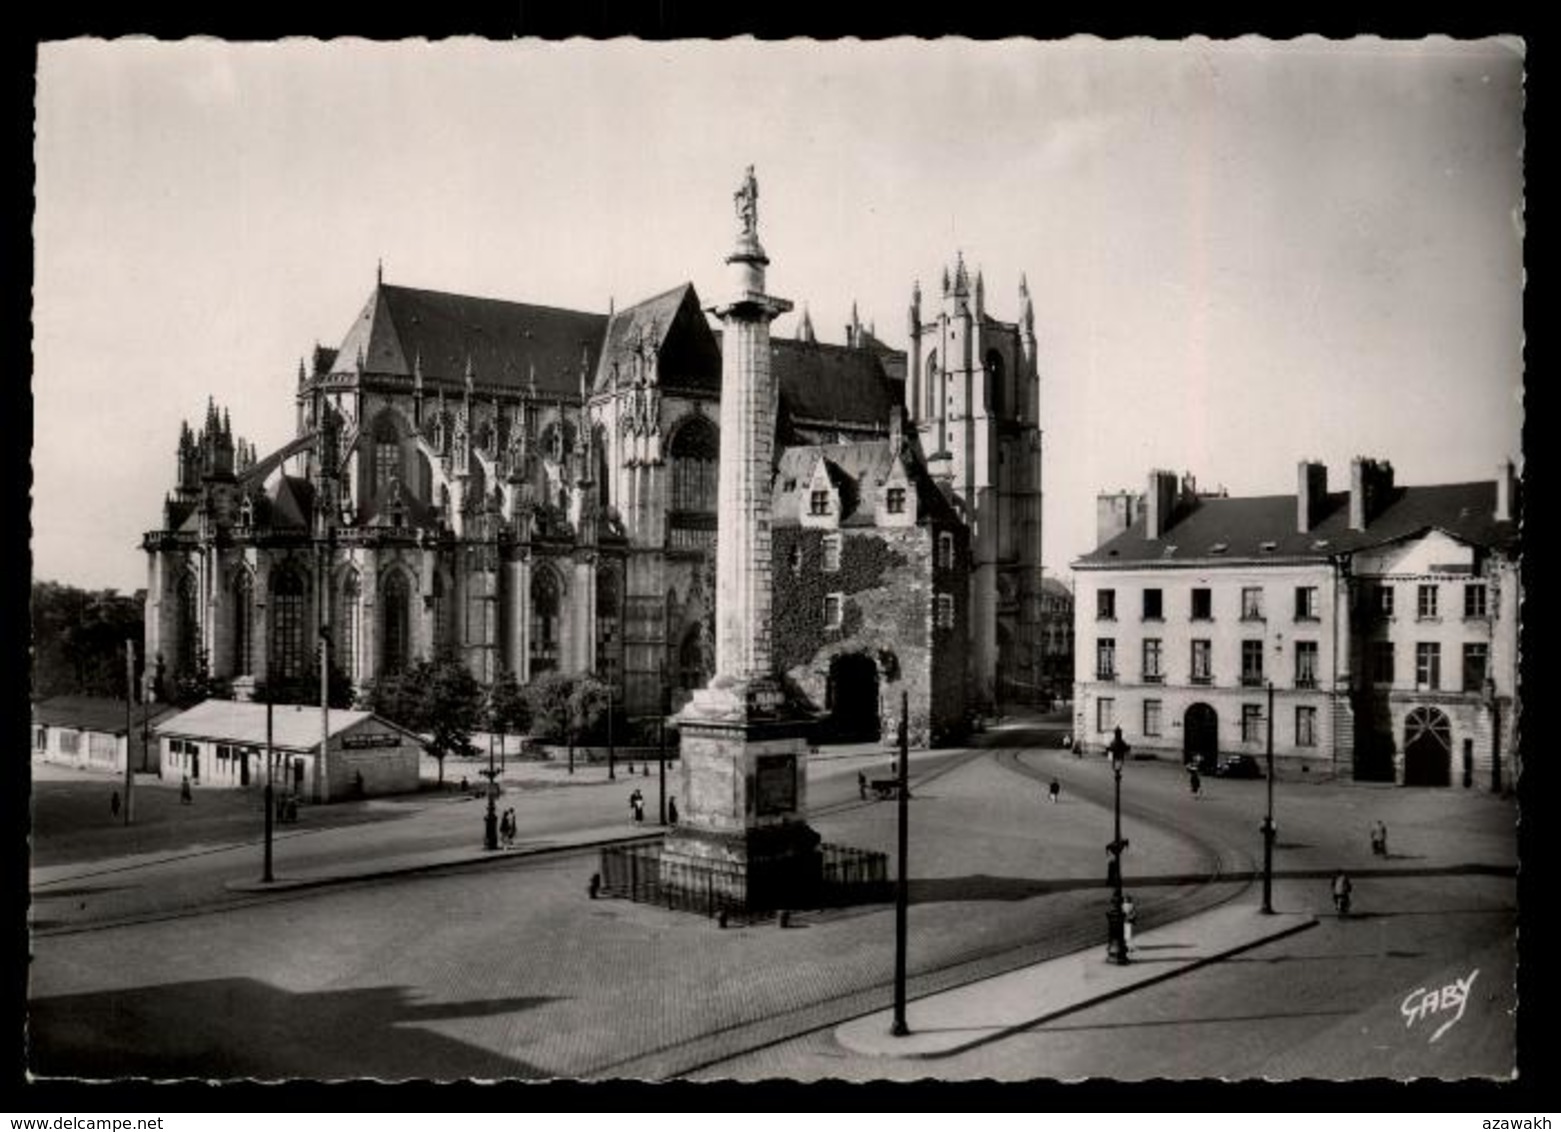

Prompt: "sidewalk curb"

[841,910,1320,1060]
[223,831,658,894]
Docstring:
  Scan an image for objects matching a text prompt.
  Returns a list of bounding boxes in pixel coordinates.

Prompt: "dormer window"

[810,489,830,516]
[886,487,906,514]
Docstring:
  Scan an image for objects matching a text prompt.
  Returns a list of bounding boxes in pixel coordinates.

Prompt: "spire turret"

[796,304,816,343]
[974,269,985,320]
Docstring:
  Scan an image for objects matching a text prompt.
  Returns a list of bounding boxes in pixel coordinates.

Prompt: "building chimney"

[1145,470,1179,540]
[1096,490,1141,548]
[1496,458,1516,521]
[1297,460,1328,532]
[1349,457,1395,531]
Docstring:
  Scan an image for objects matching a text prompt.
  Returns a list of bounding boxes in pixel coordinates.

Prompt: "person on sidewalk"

[858,771,868,801]
[668,796,679,825]
[110,790,121,820]
[1332,870,1353,916]
[180,774,192,805]
[1048,779,1061,804]
[1371,820,1388,857]
[1121,893,1137,952]
[1189,768,1202,798]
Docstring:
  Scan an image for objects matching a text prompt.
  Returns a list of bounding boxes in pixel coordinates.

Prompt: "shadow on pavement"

[29,977,556,1081]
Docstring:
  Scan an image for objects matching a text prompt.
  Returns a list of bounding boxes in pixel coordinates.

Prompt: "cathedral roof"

[767,338,901,430]
[267,474,316,530]
[594,284,721,395]
[331,284,608,397]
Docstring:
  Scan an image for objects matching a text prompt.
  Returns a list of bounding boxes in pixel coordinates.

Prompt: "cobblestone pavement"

[28,729,1514,1082]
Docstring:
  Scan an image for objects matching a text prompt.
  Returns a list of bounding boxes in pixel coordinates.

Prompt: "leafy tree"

[172,645,232,708]
[522,670,577,742]
[30,581,146,699]
[423,658,483,782]
[567,673,610,746]
[486,667,531,750]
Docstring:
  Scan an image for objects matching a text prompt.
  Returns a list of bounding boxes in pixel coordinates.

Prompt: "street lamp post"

[606,665,616,781]
[658,659,670,825]
[890,689,911,1036]
[481,723,500,851]
[1262,679,1276,914]
[1105,725,1131,965]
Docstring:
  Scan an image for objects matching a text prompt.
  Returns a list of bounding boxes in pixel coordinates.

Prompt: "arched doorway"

[1184,703,1218,770]
[1403,707,1452,786]
[826,653,881,743]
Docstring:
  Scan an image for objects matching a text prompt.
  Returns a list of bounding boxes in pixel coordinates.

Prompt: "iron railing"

[596,840,889,921]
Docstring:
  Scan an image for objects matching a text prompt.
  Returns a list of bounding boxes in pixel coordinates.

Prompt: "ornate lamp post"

[1105,725,1131,965]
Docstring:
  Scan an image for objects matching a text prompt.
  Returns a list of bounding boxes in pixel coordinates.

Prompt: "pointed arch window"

[671,417,719,512]
[177,570,200,676]
[270,568,307,681]
[338,570,361,681]
[530,566,561,675]
[596,567,621,682]
[381,569,411,675]
[232,570,254,677]
[372,413,402,495]
[431,572,450,658]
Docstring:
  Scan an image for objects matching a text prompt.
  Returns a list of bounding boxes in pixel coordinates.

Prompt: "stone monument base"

[662,677,821,912]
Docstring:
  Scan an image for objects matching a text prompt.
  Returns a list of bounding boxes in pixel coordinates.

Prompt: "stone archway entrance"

[1184,703,1218,770]
[826,653,881,743]
[1403,706,1452,786]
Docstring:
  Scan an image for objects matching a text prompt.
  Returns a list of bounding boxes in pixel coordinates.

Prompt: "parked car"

[1215,754,1264,779]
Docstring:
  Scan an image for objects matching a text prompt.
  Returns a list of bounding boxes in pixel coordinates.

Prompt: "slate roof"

[267,475,317,530]
[1076,482,1519,568]
[33,696,180,735]
[332,284,608,397]
[768,338,900,429]
[773,439,960,528]
[593,284,720,395]
[155,700,413,751]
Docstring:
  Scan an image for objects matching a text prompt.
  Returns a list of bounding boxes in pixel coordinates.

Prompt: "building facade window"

[1418,584,1439,620]
[886,487,906,514]
[1142,638,1163,682]
[809,489,830,517]
[1241,587,1264,621]
[1096,638,1116,680]
[935,592,954,629]
[937,531,955,569]
[1191,588,1212,620]
[1372,584,1395,619]
[380,570,411,675]
[1464,583,1488,618]
[176,570,200,676]
[825,593,845,630]
[822,534,842,572]
[1463,642,1489,692]
[1142,588,1162,621]
[1294,586,1319,621]
[530,567,561,675]
[1415,642,1441,690]
[1191,639,1212,684]
[1371,640,1395,685]
[1143,699,1162,737]
[338,571,360,681]
[374,440,400,495]
[430,572,450,658]
[596,568,621,682]
[1097,589,1116,621]
[232,570,254,677]
[270,568,307,681]
[1096,697,1115,733]
[1296,706,1317,747]
[1242,704,1263,743]
[1295,641,1319,688]
[1241,640,1264,686]
[670,417,719,512]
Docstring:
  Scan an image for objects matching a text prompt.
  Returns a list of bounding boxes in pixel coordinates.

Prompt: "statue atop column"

[734,165,758,236]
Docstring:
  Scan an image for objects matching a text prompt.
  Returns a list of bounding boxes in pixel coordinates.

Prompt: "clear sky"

[34,37,1524,595]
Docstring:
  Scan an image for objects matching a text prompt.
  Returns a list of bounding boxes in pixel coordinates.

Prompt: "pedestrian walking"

[180,774,192,805]
[110,790,121,819]
[1048,779,1061,804]
[1371,820,1388,857]
[1122,893,1137,953]
[1332,869,1353,916]
[1189,768,1202,798]
[502,808,517,848]
[630,788,645,823]
[857,771,868,801]
[668,796,679,825]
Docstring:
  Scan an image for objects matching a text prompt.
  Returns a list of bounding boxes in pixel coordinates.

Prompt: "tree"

[422,658,483,783]
[486,667,531,752]
[522,670,577,742]
[567,673,610,746]
[172,645,231,708]
[30,581,145,699]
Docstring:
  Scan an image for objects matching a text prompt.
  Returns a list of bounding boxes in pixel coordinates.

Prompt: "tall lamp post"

[481,688,499,851]
[658,659,670,825]
[1261,677,1276,914]
[1105,725,1131,965]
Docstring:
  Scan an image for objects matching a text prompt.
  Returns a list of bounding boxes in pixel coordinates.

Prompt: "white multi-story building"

[1072,459,1519,789]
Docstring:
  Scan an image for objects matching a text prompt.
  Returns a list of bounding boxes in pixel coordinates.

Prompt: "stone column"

[666,167,818,912]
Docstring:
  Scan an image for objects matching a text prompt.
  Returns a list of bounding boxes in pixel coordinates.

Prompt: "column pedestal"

[663,676,820,911]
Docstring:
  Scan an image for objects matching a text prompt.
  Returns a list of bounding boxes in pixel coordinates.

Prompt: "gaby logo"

[1401,968,1479,1043]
